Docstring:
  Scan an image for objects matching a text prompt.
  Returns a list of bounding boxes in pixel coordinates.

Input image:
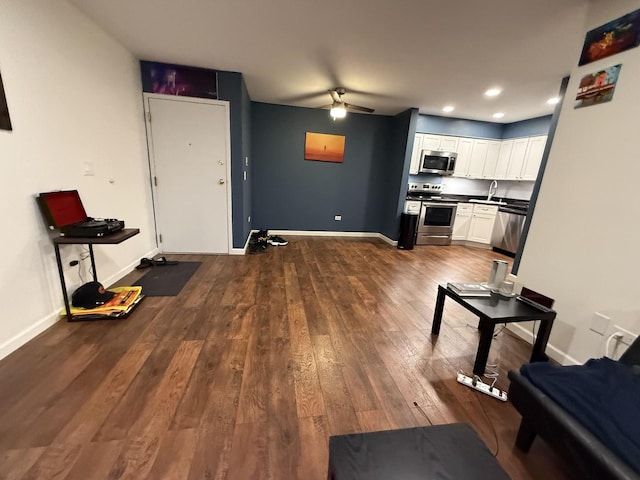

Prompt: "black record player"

[60,218,125,237]
[36,190,125,237]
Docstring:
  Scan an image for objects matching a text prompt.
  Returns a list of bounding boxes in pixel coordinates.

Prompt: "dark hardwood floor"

[0,238,572,479]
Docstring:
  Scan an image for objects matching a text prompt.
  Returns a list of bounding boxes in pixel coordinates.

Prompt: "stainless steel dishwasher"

[492,206,527,256]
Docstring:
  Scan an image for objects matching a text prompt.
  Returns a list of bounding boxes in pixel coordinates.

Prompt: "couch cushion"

[521,358,640,475]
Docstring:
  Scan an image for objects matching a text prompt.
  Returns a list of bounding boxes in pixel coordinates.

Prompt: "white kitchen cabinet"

[421,134,441,151]
[452,203,473,240]
[467,204,498,244]
[505,138,529,180]
[494,140,513,180]
[520,135,547,181]
[453,138,474,177]
[481,141,502,179]
[409,133,424,175]
[467,140,489,178]
[439,136,459,152]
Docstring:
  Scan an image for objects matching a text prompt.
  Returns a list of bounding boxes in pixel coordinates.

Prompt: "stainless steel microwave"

[420,150,457,175]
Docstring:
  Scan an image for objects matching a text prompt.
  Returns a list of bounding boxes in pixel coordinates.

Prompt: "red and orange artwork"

[304,132,345,163]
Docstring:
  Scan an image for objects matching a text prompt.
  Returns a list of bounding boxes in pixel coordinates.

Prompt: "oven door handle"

[423,202,458,207]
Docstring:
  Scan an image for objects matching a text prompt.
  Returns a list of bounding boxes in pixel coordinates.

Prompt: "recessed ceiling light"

[442,106,455,113]
[547,97,561,105]
[484,88,502,97]
[492,112,505,119]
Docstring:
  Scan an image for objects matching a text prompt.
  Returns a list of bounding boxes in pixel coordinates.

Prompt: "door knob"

[218,161,224,165]
[219,178,225,184]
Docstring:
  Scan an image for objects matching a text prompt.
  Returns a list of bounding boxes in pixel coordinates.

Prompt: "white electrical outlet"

[590,312,610,335]
[613,325,638,346]
[334,215,342,221]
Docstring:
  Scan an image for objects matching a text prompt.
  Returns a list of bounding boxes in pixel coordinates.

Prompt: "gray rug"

[134,262,201,296]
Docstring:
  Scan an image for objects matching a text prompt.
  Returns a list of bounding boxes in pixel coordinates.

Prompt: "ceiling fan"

[326,88,374,119]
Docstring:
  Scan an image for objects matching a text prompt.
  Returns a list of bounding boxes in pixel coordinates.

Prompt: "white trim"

[506,323,580,366]
[0,247,160,361]
[142,93,233,254]
[267,230,397,245]
[230,232,252,255]
[0,312,60,361]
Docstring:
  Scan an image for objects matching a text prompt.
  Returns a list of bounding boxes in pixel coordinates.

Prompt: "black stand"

[52,228,140,321]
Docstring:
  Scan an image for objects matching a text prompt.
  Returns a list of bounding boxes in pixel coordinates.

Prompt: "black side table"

[52,228,140,321]
[432,284,556,375]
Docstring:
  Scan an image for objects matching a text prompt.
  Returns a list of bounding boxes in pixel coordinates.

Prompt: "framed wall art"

[0,71,12,131]
[140,61,218,99]
[574,64,622,109]
[304,132,345,163]
[578,8,640,66]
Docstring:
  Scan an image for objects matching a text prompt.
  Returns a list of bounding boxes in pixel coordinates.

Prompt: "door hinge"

[147,111,151,122]
[159,234,163,243]
[154,176,158,186]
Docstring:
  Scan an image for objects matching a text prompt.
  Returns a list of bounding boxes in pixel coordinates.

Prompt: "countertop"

[406,194,529,212]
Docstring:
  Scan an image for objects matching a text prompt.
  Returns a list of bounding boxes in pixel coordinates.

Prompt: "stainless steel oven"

[416,202,458,245]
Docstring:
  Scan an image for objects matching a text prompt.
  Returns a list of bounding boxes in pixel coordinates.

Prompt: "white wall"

[0,0,157,358]
[514,0,640,363]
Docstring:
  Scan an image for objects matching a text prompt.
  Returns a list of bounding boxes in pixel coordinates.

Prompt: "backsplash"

[408,174,534,200]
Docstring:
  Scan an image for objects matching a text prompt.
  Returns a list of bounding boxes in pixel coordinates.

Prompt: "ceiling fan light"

[330,104,347,119]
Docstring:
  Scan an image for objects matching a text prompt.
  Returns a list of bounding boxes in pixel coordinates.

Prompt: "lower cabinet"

[452,203,473,240]
[454,204,498,245]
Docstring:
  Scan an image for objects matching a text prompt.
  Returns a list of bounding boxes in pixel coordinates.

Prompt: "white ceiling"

[68,0,592,123]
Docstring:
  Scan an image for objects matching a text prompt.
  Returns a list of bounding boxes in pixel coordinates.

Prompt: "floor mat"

[133,261,201,296]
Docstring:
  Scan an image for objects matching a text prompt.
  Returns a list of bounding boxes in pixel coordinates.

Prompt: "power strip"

[457,373,508,402]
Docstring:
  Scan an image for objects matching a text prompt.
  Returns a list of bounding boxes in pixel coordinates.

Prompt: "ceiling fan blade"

[328,89,342,103]
[344,102,375,113]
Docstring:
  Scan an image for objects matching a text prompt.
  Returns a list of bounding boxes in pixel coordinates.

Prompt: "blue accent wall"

[218,71,251,248]
[417,114,503,139]
[241,78,252,245]
[380,108,418,239]
[251,102,406,234]
[502,115,552,138]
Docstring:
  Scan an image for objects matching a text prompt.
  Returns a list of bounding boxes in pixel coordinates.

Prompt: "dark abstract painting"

[140,61,217,100]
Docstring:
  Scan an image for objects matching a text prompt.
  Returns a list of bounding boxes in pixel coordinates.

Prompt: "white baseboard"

[506,323,580,366]
[0,247,160,362]
[229,232,252,255]
[266,230,397,245]
[0,312,60,361]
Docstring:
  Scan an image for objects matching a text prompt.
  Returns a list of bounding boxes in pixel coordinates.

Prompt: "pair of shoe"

[135,256,178,269]
[268,235,288,246]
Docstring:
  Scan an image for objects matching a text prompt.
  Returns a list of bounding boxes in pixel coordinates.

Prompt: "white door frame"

[142,93,233,254]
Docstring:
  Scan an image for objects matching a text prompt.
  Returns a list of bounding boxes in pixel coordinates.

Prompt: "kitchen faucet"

[487,180,498,201]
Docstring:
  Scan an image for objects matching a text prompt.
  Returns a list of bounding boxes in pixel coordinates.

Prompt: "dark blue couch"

[508,337,640,480]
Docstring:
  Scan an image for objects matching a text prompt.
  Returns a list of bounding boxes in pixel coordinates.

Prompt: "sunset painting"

[304,132,345,163]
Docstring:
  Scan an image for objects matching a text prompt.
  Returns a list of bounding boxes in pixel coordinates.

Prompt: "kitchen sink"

[469,199,507,205]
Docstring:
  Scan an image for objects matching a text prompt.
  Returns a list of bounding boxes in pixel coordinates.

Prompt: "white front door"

[145,95,231,253]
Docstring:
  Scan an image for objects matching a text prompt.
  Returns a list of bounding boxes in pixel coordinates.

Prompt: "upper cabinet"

[481,141,501,179]
[409,133,548,181]
[521,135,547,181]
[505,138,529,179]
[409,133,424,175]
[439,136,459,152]
[453,138,474,177]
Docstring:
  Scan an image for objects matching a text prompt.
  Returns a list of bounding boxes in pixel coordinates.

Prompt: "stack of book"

[62,286,144,319]
[446,282,491,297]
